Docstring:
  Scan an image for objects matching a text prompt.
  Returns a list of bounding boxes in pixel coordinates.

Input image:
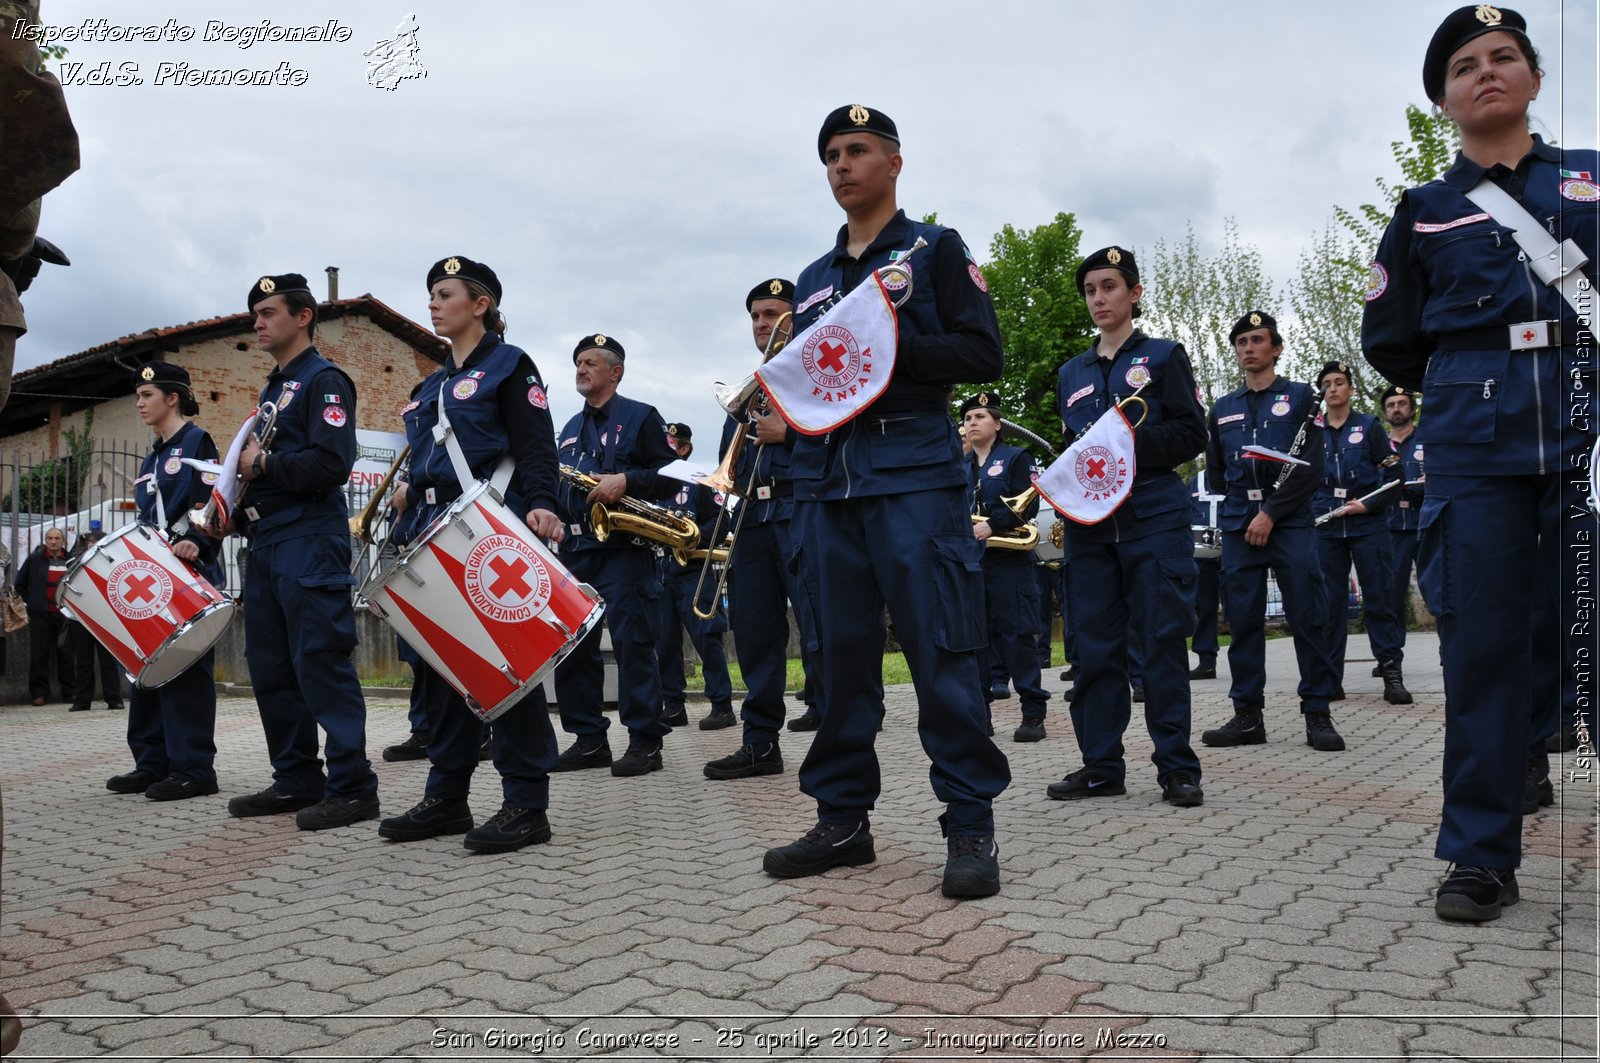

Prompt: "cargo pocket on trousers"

[931,532,987,653]
[296,571,360,654]
[1155,555,1199,642]
[1415,496,1451,620]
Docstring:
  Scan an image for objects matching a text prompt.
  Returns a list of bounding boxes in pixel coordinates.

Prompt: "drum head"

[135,601,236,688]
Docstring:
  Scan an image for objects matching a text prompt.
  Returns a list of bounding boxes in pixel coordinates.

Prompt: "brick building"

[0,293,446,463]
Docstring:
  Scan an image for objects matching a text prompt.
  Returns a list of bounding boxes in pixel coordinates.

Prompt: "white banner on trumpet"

[755,274,899,436]
[1033,405,1138,525]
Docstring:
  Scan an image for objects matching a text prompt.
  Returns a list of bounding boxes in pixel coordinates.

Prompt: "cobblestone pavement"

[1,633,1595,1061]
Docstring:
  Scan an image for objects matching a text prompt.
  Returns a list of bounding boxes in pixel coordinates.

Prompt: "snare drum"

[57,523,234,689]
[1192,525,1221,559]
[361,480,604,723]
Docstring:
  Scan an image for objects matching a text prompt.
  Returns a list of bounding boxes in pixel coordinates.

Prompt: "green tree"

[4,410,93,514]
[961,211,1096,451]
[1140,219,1276,406]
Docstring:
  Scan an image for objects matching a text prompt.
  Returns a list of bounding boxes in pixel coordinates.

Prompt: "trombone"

[691,312,793,619]
[349,444,410,573]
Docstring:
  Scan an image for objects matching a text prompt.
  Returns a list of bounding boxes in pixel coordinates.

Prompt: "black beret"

[247,273,311,311]
[427,256,502,304]
[134,361,192,391]
[1424,4,1529,102]
[817,104,899,162]
[573,332,625,363]
[1074,246,1139,291]
[1379,384,1416,404]
[664,422,692,441]
[959,391,1004,419]
[1229,310,1279,343]
[746,278,795,311]
[1317,360,1355,388]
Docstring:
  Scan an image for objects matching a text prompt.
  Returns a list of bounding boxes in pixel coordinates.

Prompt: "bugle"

[196,401,279,533]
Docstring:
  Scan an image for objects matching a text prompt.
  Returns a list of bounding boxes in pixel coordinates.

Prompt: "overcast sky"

[15,0,1599,443]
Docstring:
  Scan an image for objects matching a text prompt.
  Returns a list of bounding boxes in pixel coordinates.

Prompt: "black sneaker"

[378,796,474,842]
[1013,717,1046,743]
[611,743,663,777]
[105,702,125,712]
[942,835,1001,898]
[553,739,612,772]
[763,820,874,878]
[1162,772,1204,807]
[786,710,821,732]
[1524,768,1554,814]
[659,706,690,728]
[145,777,219,802]
[464,804,551,854]
[1060,666,1079,682]
[1201,710,1266,747]
[1435,865,1519,922]
[1131,684,1146,703]
[1189,663,1217,680]
[106,769,161,794]
[1304,713,1346,752]
[705,741,783,780]
[1547,725,1578,753]
[1379,661,1414,705]
[381,733,428,762]
[296,792,381,832]
[68,704,90,712]
[1046,768,1126,801]
[1371,663,1383,678]
[228,786,321,818]
[987,686,1010,703]
[699,705,737,731]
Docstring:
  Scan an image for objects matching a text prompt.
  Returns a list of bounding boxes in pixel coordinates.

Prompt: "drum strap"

[434,384,514,498]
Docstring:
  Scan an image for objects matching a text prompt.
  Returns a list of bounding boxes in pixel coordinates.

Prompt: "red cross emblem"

[1522,328,1537,342]
[1086,456,1107,479]
[486,555,531,599]
[817,340,848,374]
[123,574,158,603]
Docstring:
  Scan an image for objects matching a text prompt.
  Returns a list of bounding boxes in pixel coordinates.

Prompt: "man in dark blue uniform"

[761,105,1010,898]
[654,422,737,732]
[1199,311,1344,751]
[1381,386,1425,679]
[1188,465,1224,680]
[1046,246,1206,809]
[1312,361,1411,705]
[963,392,1050,741]
[552,334,678,777]
[223,273,379,830]
[705,278,819,779]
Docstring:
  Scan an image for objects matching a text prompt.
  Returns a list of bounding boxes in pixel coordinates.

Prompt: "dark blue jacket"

[1313,410,1397,538]
[137,419,224,586]
[1204,376,1325,533]
[237,345,356,546]
[395,333,557,545]
[1386,431,1425,533]
[1057,331,1207,543]
[969,441,1038,567]
[1363,137,1599,477]
[717,413,797,526]
[789,210,1003,500]
[555,393,678,553]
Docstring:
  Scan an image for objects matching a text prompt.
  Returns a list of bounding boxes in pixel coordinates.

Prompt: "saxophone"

[558,465,700,553]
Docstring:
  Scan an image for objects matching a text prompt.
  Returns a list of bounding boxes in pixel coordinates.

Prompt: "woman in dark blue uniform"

[376,256,565,855]
[961,392,1049,742]
[104,362,223,801]
[1363,4,1598,922]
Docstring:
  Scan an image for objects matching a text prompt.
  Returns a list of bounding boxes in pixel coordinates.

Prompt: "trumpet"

[196,400,280,533]
[350,444,411,545]
[692,312,794,619]
[559,465,700,553]
[973,514,1039,551]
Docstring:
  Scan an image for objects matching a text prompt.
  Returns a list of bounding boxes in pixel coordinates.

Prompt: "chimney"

[325,266,340,302]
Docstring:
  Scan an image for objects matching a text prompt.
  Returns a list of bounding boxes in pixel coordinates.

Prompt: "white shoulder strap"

[1462,177,1592,318]
[434,379,515,497]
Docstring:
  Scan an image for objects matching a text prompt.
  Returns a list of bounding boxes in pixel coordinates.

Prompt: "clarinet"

[1270,386,1326,493]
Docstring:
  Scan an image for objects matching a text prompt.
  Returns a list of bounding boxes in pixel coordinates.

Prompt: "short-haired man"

[1381,386,1424,676]
[224,273,379,830]
[762,106,1010,898]
[552,334,678,776]
[1199,311,1344,752]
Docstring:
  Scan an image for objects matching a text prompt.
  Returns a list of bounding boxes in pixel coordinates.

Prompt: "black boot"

[1379,661,1413,705]
[1201,709,1266,747]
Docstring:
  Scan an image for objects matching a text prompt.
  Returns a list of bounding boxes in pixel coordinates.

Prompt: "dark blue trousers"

[417,661,557,809]
[1389,529,1419,669]
[554,547,671,745]
[1422,472,1568,869]
[657,566,732,713]
[1220,525,1339,713]
[1317,529,1404,675]
[243,536,376,799]
[1193,558,1220,663]
[397,635,427,737]
[127,649,217,782]
[729,518,798,745]
[978,552,1048,719]
[1065,526,1201,786]
[793,489,1009,836]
